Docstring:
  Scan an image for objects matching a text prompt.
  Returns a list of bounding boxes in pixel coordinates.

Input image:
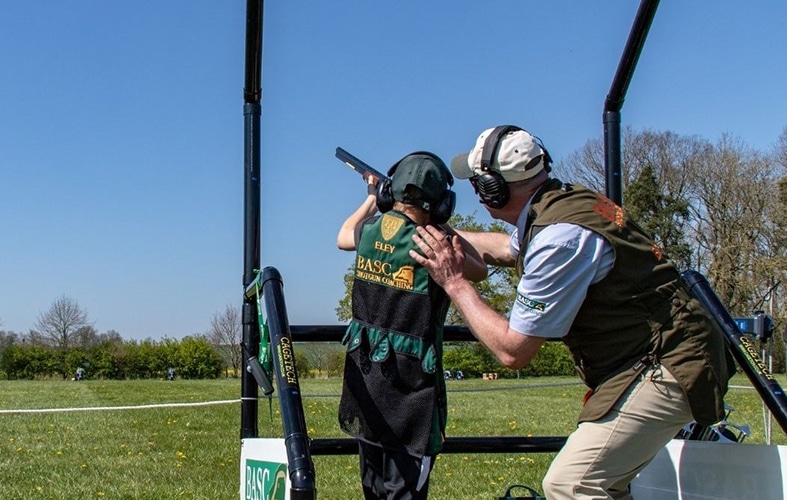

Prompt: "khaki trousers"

[542,365,692,500]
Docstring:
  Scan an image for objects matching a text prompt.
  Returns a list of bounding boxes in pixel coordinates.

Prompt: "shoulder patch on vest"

[516,292,547,312]
[593,194,625,228]
[380,213,404,241]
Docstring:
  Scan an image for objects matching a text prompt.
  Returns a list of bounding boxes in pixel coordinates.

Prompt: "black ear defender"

[533,136,553,173]
[376,151,455,224]
[473,125,551,209]
[474,125,519,209]
[375,178,395,213]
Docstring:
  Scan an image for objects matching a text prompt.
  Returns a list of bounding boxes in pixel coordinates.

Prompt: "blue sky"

[2,2,785,340]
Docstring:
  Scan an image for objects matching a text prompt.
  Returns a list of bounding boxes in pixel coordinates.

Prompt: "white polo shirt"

[508,202,615,339]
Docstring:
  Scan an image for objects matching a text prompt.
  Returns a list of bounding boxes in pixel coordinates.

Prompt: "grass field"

[1,375,785,499]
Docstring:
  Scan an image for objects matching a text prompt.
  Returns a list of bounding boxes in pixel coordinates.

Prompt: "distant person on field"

[337,151,486,499]
[410,125,734,499]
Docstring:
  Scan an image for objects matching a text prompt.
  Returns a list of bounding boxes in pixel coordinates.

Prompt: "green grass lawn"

[1,375,785,499]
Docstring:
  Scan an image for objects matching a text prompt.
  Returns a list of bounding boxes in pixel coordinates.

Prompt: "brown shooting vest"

[522,180,731,425]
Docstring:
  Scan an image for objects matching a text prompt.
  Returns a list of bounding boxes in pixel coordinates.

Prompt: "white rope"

[0,399,241,414]
[1,385,756,414]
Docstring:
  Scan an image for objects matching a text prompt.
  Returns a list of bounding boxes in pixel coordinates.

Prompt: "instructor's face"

[483,203,505,220]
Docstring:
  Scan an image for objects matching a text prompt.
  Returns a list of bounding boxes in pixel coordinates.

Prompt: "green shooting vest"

[521,180,731,426]
[339,211,450,457]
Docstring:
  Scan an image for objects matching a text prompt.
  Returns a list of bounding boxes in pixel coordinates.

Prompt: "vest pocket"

[342,324,363,353]
[421,345,437,374]
[369,335,392,363]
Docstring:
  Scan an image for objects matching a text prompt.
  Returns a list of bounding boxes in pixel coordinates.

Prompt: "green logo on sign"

[244,459,287,500]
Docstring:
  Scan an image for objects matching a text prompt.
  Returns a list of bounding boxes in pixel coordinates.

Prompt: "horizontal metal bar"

[290,325,476,342]
[310,436,567,456]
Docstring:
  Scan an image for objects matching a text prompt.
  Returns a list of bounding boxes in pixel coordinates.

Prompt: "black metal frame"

[239,0,787,497]
[682,271,787,434]
[240,0,264,441]
[603,0,660,205]
[246,268,317,499]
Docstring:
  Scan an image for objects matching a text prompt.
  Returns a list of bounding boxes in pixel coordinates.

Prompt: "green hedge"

[442,341,575,378]
[0,336,224,380]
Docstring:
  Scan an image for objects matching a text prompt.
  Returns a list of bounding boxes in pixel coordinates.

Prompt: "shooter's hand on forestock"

[337,172,380,251]
[410,225,466,291]
[364,172,379,194]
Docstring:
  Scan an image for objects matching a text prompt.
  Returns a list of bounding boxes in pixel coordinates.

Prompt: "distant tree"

[335,265,355,323]
[33,295,91,378]
[625,163,692,269]
[765,128,787,319]
[564,128,702,271]
[685,134,778,313]
[72,325,99,350]
[97,329,123,344]
[295,350,311,378]
[298,342,343,376]
[0,330,18,378]
[779,126,787,169]
[207,305,242,377]
[33,296,90,350]
[323,349,345,377]
[0,330,18,352]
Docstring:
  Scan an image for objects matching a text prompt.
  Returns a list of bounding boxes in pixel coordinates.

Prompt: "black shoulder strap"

[480,125,522,171]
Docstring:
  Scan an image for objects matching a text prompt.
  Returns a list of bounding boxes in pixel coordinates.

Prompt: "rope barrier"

[0,399,240,414]
[1,385,754,414]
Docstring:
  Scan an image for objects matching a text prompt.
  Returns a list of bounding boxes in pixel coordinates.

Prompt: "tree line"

[0,298,241,380]
[337,127,787,375]
[3,127,786,379]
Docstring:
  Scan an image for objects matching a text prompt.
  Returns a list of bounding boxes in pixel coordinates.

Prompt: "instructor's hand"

[410,225,465,290]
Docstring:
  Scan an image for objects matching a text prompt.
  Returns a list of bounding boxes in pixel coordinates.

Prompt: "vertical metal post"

[603,0,660,206]
[241,0,264,440]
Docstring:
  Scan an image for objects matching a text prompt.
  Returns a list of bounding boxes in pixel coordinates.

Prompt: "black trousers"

[358,441,435,500]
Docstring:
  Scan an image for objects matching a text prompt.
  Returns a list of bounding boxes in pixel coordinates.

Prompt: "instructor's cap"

[450,126,547,182]
[390,152,453,204]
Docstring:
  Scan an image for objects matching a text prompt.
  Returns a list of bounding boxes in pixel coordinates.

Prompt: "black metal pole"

[682,270,787,435]
[241,0,264,440]
[288,325,568,343]
[310,436,566,456]
[261,267,317,499]
[603,0,660,206]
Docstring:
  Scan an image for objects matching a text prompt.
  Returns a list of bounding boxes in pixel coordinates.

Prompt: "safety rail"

[246,266,567,450]
[237,0,787,498]
[244,267,317,499]
[682,271,787,434]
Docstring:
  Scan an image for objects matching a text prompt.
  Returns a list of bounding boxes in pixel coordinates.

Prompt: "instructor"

[410,125,733,499]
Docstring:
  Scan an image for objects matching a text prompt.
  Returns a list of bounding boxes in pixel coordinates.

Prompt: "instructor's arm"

[410,225,545,369]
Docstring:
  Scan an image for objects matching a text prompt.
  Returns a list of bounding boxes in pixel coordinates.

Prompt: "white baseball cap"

[450,126,547,182]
